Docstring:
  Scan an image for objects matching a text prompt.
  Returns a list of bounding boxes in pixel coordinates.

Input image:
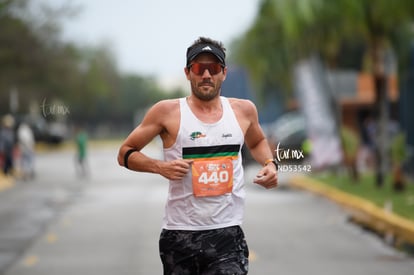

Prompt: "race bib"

[191,158,233,197]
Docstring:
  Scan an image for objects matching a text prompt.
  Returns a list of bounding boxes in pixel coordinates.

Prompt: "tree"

[0,0,82,114]
[0,0,174,129]
[233,0,414,187]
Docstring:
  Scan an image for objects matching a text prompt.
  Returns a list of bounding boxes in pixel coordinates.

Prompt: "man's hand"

[253,164,278,189]
[159,159,193,180]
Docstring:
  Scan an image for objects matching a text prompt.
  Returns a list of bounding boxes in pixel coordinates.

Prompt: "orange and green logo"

[190,131,206,140]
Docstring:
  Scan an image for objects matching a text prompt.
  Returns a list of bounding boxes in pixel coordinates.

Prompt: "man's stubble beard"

[191,80,222,101]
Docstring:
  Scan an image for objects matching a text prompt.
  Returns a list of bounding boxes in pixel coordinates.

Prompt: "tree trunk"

[373,74,389,187]
[392,164,405,192]
[371,40,390,188]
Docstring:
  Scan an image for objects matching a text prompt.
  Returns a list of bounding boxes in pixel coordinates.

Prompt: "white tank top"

[162,96,245,230]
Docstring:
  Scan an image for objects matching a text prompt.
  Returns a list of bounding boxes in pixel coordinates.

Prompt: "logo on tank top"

[190,131,206,140]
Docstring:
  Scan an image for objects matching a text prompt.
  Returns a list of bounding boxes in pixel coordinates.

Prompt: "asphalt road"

[1,144,413,275]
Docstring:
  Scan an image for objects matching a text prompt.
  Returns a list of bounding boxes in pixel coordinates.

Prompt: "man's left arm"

[242,102,278,189]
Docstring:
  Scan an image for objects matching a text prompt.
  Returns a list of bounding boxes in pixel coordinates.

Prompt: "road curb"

[288,175,414,247]
[0,173,14,192]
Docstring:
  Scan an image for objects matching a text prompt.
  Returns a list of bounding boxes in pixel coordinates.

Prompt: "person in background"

[0,114,16,176]
[75,126,88,178]
[118,37,278,274]
[17,122,35,180]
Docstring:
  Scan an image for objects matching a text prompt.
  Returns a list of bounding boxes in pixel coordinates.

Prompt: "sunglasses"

[188,63,224,76]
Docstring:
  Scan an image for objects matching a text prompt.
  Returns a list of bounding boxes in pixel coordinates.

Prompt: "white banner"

[294,56,343,169]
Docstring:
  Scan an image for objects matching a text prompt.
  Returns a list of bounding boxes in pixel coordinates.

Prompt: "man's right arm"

[117,100,192,180]
[117,100,165,172]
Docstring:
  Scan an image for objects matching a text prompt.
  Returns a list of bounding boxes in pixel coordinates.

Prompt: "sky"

[44,0,261,88]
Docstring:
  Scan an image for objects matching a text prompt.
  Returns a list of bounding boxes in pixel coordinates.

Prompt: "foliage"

[340,126,359,160]
[230,0,293,99]
[0,0,178,128]
[340,125,360,180]
[233,0,414,187]
[391,132,407,166]
[232,0,414,98]
[314,172,414,220]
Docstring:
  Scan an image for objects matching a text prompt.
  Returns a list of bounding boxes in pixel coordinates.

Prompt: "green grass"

[312,172,414,221]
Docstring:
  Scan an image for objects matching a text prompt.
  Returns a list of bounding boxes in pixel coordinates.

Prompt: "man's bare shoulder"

[153,98,180,110]
[148,99,180,116]
[140,99,180,126]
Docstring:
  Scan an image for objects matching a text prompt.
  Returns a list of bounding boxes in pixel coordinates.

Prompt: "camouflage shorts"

[159,225,249,275]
